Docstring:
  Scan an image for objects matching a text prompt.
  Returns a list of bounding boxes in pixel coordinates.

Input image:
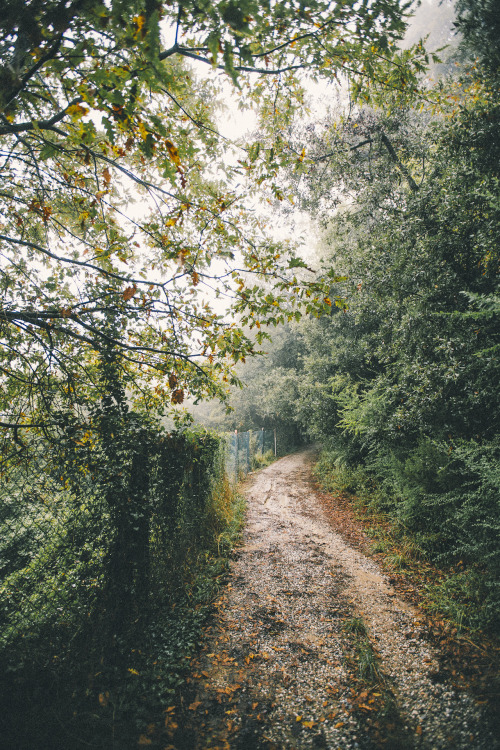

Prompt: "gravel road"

[165,449,498,750]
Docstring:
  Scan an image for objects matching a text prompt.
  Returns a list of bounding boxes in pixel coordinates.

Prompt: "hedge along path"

[160,450,497,750]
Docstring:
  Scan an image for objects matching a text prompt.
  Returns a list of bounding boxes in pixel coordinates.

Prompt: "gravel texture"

[165,450,498,750]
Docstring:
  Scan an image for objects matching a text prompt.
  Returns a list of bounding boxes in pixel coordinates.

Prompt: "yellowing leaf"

[188,701,202,711]
[133,14,146,38]
[165,140,181,167]
[67,103,89,119]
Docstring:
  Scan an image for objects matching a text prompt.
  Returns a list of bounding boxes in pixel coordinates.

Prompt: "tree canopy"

[0,0,426,444]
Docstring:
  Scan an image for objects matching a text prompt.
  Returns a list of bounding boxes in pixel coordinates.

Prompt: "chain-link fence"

[0,418,227,677]
[224,428,277,479]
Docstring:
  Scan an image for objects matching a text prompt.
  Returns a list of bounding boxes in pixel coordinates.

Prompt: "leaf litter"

[151,450,499,749]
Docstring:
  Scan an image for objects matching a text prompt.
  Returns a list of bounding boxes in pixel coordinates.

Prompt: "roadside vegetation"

[202,0,500,641]
[1,0,499,746]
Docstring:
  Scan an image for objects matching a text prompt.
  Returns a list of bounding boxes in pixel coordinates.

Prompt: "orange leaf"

[189,701,202,711]
[123,284,137,301]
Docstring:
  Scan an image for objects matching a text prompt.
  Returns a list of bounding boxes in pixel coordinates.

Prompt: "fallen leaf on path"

[302,720,316,729]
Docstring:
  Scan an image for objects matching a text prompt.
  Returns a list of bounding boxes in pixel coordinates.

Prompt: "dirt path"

[163,450,497,749]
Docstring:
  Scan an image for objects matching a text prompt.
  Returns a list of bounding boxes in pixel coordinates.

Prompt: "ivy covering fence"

[0,419,228,658]
[0,379,238,749]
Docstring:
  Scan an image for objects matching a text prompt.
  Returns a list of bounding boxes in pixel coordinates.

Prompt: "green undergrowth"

[92,488,246,749]
[91,500,246,748]
[315,450,499,638]
[343,617,381,683]
[251,448,277,472]
[0,481,246,749]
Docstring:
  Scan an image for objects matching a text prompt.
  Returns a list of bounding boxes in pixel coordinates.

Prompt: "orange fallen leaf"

[189,701,202,711]
[303,720,316,729]
[164,715,178,729]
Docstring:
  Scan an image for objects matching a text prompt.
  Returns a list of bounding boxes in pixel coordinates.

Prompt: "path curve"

[167,450,497,749]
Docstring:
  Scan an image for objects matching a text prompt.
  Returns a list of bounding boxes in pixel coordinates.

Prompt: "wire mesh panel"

[0,434,111,660]
[0,416,229,747]
[223,429,277,480]
[0,422,227,672]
